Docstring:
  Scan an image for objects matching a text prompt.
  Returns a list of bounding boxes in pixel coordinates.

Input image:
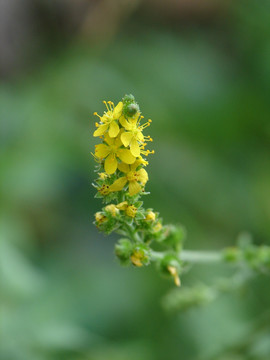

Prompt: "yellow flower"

[98,184,110,196]
[95,132,136,175]
[130,246,150,267]
[98,172,108,180]
[105,204,119,217]
[116,201,128,210]
[93,101,123,138]
[126,205,137,218]
[116,201,137,218]
[120,114,153,157]
[131,251,144,267]
[145,211,156,221]
[137,155,149,166]
[109,161,148,196]
[95,212,107,225]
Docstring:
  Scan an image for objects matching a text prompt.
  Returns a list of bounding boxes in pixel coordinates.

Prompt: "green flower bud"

[122,94,140,117]
[130,243,150,267]
[126,103,139,117]
[122,94,135,103]
[159,224,186,251]
[95,212,107,225]
[115,239,133,266]
[158,254,181,286]
[105,204,119,217]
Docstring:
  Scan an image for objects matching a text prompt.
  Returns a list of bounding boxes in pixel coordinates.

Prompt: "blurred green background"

[1,1,270,359]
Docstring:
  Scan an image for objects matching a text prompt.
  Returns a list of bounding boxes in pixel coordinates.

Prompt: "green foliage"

[2,2,270,359]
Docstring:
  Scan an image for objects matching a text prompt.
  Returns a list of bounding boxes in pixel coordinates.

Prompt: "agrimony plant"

[92,94,270,298]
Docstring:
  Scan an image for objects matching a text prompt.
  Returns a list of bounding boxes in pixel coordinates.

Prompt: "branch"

[151,250,222,264]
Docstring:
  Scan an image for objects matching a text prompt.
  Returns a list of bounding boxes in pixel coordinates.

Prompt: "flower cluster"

[93,95,153,198]
[92,94,185,286]
[92,95,270,294]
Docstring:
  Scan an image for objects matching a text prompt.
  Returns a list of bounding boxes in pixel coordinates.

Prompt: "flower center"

[109,143,118,153]
[127,171,139,182]
[104,111,114,124]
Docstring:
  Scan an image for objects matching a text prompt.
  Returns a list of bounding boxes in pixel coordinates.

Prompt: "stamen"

[91,152,101,163]
[139,120,151,131]
[94,112,102,120]
[103,101,110,111]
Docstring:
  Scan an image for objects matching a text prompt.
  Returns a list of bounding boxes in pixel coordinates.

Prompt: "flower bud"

[145,211,156,221]
[130,244,150,267]
[122,94,140,118]
[95,212,107,225]
[126,205,137,218]
[105,204,119,217]
[98,184,110,196]
[160,225,186,251]
[116,201,128,210]
[115,239,133,266]
[159,254,181,286]
[126,103,139,117]
[122,94,135,103]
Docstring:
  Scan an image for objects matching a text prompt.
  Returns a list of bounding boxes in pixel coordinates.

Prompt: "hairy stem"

[180,250,222,263]
[151,250,222,264]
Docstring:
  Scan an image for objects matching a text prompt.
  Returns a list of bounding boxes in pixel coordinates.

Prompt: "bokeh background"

[1,1,270,359]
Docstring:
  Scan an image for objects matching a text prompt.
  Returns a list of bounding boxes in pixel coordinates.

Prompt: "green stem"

[181,250,222,263]
[151,250,222,264]
[123,222,142,242]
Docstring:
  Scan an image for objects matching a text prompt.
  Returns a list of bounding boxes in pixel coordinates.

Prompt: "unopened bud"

[159,254,181,286]
[126,205,137,218]
[115,239,133,266]
[105,204,119,217]
[95,212,107,225]
[145,211,156,221]
[130,244,150,267]
[98,184,110,196]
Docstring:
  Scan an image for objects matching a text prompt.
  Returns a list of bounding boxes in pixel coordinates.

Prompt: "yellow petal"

[113,102,123,118]
[130,160,141,171]
[108,121,120,138]
[121,131,133,147]
[93,124,108,137]
[104,133,114,146]
[129,181,141,196]
[119,116,130,129]
[136,130,144,142]
[138,168,148,185]
[116,201,128,210]
[117,149,136,164]
[95,144,110,159]
[104,154,118,174]
[137,156,148,166]
[118,162,130,173]
[130,254,143,267]
[130,138,140,157]
[115,131,124,148]
[131,113,140,123]
[110,177,127,192]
